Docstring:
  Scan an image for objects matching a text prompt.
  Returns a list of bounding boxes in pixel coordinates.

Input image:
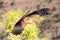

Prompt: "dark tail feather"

[37,8,50,16]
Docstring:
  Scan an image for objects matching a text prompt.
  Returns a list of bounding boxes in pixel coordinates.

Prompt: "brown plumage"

[12,8,50,35]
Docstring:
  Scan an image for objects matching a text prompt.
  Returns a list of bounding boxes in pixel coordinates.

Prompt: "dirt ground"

[0,0,60,40]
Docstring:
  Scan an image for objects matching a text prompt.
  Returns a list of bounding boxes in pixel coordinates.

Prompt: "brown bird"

[12,8,50,35]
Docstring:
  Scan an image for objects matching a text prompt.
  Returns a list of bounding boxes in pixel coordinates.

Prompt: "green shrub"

[0,8,49,40]
[1,8,25,33]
